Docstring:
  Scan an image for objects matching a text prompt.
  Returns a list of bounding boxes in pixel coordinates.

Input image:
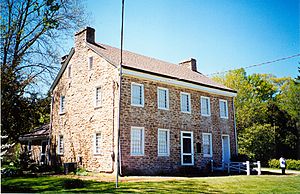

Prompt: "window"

[180,92,191,113]
[58,135,64,155]
[158,129,170,156]
[131,127,144,156]
[93,133,101,154]
[88,56,93,70]
[95,87,101,107]
[131,83,144,107]
[68,64,72,78]
[219,99,228,119]
[202,133,212,157]
[28,141,32,151]
[60,96,65,114]
[157,87,169,110]
[201,96,211,116]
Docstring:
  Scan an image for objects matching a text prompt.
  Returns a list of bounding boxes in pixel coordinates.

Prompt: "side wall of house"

[51,31,119,172]
[120,75,236,175]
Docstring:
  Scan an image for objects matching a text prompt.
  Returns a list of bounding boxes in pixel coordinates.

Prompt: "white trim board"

[122,68,237,97]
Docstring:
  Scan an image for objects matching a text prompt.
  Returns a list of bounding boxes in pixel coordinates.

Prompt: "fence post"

[246,161,250,176]
[211,160,214,173]
[257,161,261,175]
[238,163,241,174]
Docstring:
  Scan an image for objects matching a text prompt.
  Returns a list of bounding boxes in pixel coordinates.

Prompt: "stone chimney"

[179,58,197,72]
[75,27,95,47]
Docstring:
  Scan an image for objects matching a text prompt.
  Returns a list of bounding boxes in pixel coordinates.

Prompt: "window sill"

[158,107,169,111]
[59,112,66,115]
[201,114,211,117]
[130,154,144,156]
[94,105,102,109]
[203,154,212,157]
[57,153,64,156]
[181,111,191,114]
[220,116,229,119]
[158,154,169,157]
[131,104,144,108]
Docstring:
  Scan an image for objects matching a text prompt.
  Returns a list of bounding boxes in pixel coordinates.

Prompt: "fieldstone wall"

[51,29,119,172]
[119,75,236,175]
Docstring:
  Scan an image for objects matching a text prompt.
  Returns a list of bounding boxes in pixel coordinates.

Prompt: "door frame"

[181,131,194,165]
[222,134,231,163]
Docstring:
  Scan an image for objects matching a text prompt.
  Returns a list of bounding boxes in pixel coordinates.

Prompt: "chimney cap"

[179,58,196,64]
[75,26,95,36]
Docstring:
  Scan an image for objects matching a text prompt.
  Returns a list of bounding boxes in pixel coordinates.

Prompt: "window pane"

[158,130,168,154]
[183,138,191,153]
[132,85,142,105]
[181,94,188,112]
[131,128,143,155]
[203,134,211,155]
[158,89,167,108]
[183,155,192,163]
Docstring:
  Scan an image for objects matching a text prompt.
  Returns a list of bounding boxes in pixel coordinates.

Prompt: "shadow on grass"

[1,176,222,193]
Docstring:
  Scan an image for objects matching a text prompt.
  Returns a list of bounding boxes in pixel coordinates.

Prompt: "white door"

[181,131,194,165]
[222,135,230,163]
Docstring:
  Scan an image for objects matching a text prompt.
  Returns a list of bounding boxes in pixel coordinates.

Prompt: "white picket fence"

[211,160,261,175]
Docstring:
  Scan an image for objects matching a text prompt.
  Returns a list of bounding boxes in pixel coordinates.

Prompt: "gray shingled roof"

[87,42,236,93]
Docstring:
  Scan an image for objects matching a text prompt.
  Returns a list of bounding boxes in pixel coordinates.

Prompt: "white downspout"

[233,99,238,155]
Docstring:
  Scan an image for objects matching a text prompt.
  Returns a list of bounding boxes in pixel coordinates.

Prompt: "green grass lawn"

[2,175,300,193]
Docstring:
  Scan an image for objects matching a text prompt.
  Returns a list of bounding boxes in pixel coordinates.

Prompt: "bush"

[268,159,300,170]
[1,163,23,177]
[268,159,280,168]
[75,168,88,176]
[63,179,85,189]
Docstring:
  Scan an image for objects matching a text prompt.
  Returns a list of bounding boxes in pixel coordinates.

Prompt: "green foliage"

[268,159,300,170]
[239,124,275,163]
[75,168,88,176]
[213,69,299,162]
[268,159,280,169]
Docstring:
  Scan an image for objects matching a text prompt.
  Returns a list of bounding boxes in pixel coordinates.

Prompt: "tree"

[1,0,87,143]
[239,124,276,163]
[213,69,299,161]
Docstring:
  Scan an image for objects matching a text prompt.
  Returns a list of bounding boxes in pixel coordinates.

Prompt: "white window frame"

[219,99,229,119]
[202,133,213,157]
[130,127,145,156]
[157,87,169,110]
[181,131,194,165]
[88,56,93,70]
[68,64,72,78]
[57,135,64,155]
[94,86,102,108]
[131,83,144,107]
[93,132,101,155]
[157,128,170,156]
[201,96,211,116]
[59,96,66,114]
[180,92,191,114]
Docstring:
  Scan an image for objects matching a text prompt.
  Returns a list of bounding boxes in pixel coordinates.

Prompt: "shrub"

[75,168,88,176]
[286,160,300,170]
[268,159,300,170]
[268,159,280,169]
[63,179,85,189]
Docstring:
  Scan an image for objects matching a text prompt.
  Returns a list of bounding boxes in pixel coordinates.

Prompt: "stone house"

[49,27,237,175]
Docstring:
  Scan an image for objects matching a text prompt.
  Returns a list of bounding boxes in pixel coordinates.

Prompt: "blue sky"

[80,0,299,78]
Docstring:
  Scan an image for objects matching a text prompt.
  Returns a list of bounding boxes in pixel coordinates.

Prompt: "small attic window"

[88,56,93,70]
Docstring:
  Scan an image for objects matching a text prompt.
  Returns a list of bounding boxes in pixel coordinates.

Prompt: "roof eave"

[49,48,75,93]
